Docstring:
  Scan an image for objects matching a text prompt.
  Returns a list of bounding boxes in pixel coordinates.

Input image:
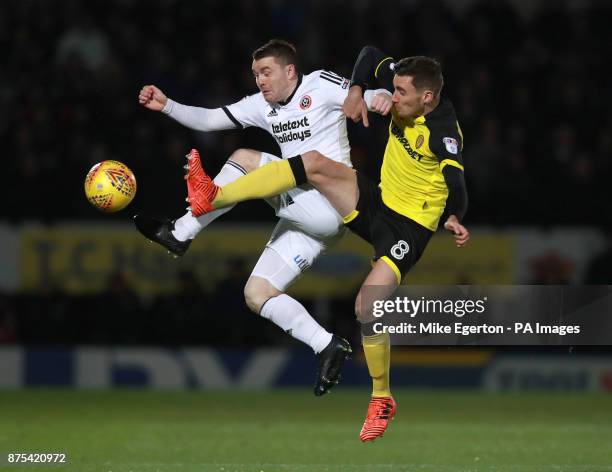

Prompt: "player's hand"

[342,85,369,128]
[139,85,167,111]
[370,92,392,116]
[444,215,470,247]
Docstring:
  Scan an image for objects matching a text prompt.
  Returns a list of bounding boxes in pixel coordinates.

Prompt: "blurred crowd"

[3,0,611,226]
[0,268,357,347]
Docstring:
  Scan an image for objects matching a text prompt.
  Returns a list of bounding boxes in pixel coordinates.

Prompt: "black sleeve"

[442,166,468,222]
[427,101,467,221]
[350,45,395,93]
[428,123,464,170]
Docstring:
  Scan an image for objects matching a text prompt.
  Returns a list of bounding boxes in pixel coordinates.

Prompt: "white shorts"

[250,153,347,291]
[260,152,343,239]
[250,219,345,291]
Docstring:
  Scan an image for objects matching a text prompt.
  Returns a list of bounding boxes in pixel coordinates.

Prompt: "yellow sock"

[212,160,297,209]
[362,332,391,397]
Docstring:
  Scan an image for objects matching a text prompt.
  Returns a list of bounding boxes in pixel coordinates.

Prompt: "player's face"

[252,56,296,103]
[391,75,433,120]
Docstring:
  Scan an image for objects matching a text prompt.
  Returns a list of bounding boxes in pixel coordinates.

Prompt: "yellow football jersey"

[379,98,464,231]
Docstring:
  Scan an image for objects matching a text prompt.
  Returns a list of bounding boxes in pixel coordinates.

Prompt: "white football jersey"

[223,70,352,167]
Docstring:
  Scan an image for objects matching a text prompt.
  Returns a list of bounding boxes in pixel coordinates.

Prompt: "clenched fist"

[138,85,168,111]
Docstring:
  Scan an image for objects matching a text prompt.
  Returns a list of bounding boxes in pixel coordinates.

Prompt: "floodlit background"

[1,1,612,470]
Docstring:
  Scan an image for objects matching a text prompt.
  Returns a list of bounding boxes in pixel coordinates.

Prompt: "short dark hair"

[394,56,444,97]
[252,39,299,71]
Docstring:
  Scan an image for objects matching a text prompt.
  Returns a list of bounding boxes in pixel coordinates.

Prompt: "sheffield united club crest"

[299,95,312,110]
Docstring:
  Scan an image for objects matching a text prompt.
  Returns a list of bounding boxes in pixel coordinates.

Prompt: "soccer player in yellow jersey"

[183,46,469,441]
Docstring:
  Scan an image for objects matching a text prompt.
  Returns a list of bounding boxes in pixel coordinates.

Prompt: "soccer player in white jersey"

[135,39,389,396]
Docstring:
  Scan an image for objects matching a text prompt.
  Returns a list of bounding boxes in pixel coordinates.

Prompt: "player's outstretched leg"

[359,396,397,442]
[314,335,352,396]
[132,149,219,255]
[134,149,256,256]
[185,149,304,216]
[133,216,192,257]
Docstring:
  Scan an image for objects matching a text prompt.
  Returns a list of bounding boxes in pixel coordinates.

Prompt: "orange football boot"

[184,149,219,216]
[359,396,397,442]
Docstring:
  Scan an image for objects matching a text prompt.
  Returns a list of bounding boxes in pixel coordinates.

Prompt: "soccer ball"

[84,160,137,212]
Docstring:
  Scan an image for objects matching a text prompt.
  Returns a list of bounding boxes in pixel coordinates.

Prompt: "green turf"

[0,389,611,471]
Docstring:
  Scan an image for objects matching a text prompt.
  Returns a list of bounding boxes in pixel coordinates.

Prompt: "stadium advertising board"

[1,347,611,392]
[15,224,513,296]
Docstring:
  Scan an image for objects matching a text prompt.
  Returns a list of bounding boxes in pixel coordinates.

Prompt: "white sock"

[260,294,333,354]
[172,160,247,241]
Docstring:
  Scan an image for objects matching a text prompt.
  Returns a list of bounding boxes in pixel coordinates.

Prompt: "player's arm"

[429,126,469,247]
[138,84,254,131]
[344,46,395,125]
[442,166,468,221]
[364,89,393,116]
[319,70,391,118]
[350,45,394,92]
[442,166,469,247]
[162,99,242,131]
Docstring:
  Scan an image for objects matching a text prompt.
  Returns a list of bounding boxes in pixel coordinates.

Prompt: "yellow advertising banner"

[20,224,513,297]
[406,232,514,284]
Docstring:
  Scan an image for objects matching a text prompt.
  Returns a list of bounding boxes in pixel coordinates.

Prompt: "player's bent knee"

[354,293,365,323]
[228,148,261,173]
[354,291,376,324]
[301,151,326,177]
[301,151,332,187]
[244,276,282,314]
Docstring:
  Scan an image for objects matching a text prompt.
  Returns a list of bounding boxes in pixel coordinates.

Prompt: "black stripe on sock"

[288,155,307,186]
[226,160,247,175]
[222,106,243,129]
[258,296,276,316]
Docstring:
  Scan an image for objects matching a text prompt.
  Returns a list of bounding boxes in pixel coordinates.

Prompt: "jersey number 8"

[390,240,410,260]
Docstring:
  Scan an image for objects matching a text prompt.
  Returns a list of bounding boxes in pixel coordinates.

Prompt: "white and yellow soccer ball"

[84,160,137,212]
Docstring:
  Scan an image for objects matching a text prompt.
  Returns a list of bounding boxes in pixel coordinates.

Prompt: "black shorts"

[345,172,433,282]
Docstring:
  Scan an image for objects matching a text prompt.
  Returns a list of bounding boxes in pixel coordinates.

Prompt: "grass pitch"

[1,389,611,471]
